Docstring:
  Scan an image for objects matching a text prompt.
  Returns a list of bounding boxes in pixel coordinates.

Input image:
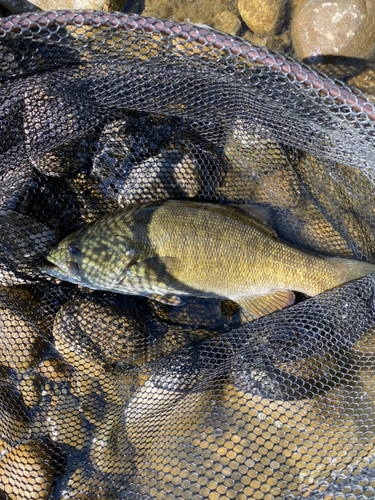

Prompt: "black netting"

[1,9,375,500]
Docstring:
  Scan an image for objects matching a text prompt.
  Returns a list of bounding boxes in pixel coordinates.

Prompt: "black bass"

[42,201,375,318]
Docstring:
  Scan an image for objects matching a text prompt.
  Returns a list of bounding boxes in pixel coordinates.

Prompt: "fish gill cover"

[0,9,375,500]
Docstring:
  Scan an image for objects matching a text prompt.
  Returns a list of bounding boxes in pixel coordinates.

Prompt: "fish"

[41,200,375,319]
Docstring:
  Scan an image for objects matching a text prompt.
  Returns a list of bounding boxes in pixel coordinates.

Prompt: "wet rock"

[0,169,57,284]
[0,168,33,212]
[141,0,173,19]
[30,136,94,178]
[0,439,55,499]
[53,295,149,372]
[295,153,375,260]
[305,56,369,84]
[37,356,75,386]
[90,404,134,476]
[291,0,375,61]
[92,119,206,205]
[36,355,75,407]
[142,0,238,27]
[0,211,57,285]
[66,170,120,224]
[18,373,42,410]
[101,370,140,407]
[125,372,215,453]
[348,67,375,97]
[0,0,127,15]
[72,373,102,398]
[242,30,292,53]
[46,397,91,451]
[108,144,201,203]
[218,120,301,207]
[53,323,105,379]
[213,10,241,35]
[146,324,193,360]
[78,393,107,426]
[0,437,8,455]
[0,380,30,446]
[62,467,119,500]
[238,0,285,36]
[0,288,50,372]
[287,0,311,17]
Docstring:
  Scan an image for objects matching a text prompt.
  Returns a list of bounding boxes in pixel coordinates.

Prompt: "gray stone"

[238,0,286,36]
[0,0,127,14]
[291,0,375,60]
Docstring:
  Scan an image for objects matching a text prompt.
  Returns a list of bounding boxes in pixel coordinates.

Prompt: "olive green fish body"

[43,201,375,318]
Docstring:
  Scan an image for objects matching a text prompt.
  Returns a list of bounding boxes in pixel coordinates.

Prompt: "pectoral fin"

[128,256,182,281]
[237,290,295,319]
[148,294,182,306]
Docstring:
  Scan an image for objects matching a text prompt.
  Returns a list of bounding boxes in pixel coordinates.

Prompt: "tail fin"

[329,257,375,286]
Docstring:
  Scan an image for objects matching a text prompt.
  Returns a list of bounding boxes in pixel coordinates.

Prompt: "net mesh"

[1,9,375,500]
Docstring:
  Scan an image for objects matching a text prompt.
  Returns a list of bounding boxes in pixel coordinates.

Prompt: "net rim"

[0,9,373,121]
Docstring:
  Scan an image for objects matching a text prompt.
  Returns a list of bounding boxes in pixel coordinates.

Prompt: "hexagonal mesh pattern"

[0,9,375,500]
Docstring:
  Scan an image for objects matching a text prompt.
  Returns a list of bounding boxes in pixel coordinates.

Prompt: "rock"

[73,373,102,398]
[141,0,174,19]
[348,67,375,97]
[242,30,291,53]
[0,0,127,15]
[287,0,311,17]
[0,439,55,499]
[53,296,149,371]
[0,288,50,372]
[125,377,215,454]
[295,153,375,260]
[238,0,286,36]
[37,356,75,385]
[217,120,300,207]
[97,370,135,407]
[92,118,204,206]
[142,0,239,27]
[62,468,120,499]
[0,380,30,446]
[18,374,42,409]
[0,437,8,455]
[36,355,75,406]
[31,137,93,178]
[291,0,375,61]
[66,170,121,224]
[46,398,91,451]
[212,10,241,35]
[90,405,134,476]
[0,169,57,284]
[146,324,192,360]
[78,393,107,426]
[151,297,234,328]
[0,210,57,285]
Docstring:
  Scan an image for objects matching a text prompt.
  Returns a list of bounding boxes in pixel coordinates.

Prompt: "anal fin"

[237,290,295,319]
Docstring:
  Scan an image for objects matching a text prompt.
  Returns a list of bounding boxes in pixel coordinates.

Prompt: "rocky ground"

[0,0,374,94]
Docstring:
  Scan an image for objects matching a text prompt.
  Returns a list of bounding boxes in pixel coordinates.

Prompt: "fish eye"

[126,249,136,258]
[67,261,80,276]
[69,244,80,255]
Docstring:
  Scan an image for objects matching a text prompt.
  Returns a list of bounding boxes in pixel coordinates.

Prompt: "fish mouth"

[40,259,68,279]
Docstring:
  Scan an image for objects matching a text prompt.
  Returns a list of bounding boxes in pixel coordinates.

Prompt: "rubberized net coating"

[0,9,375,500]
